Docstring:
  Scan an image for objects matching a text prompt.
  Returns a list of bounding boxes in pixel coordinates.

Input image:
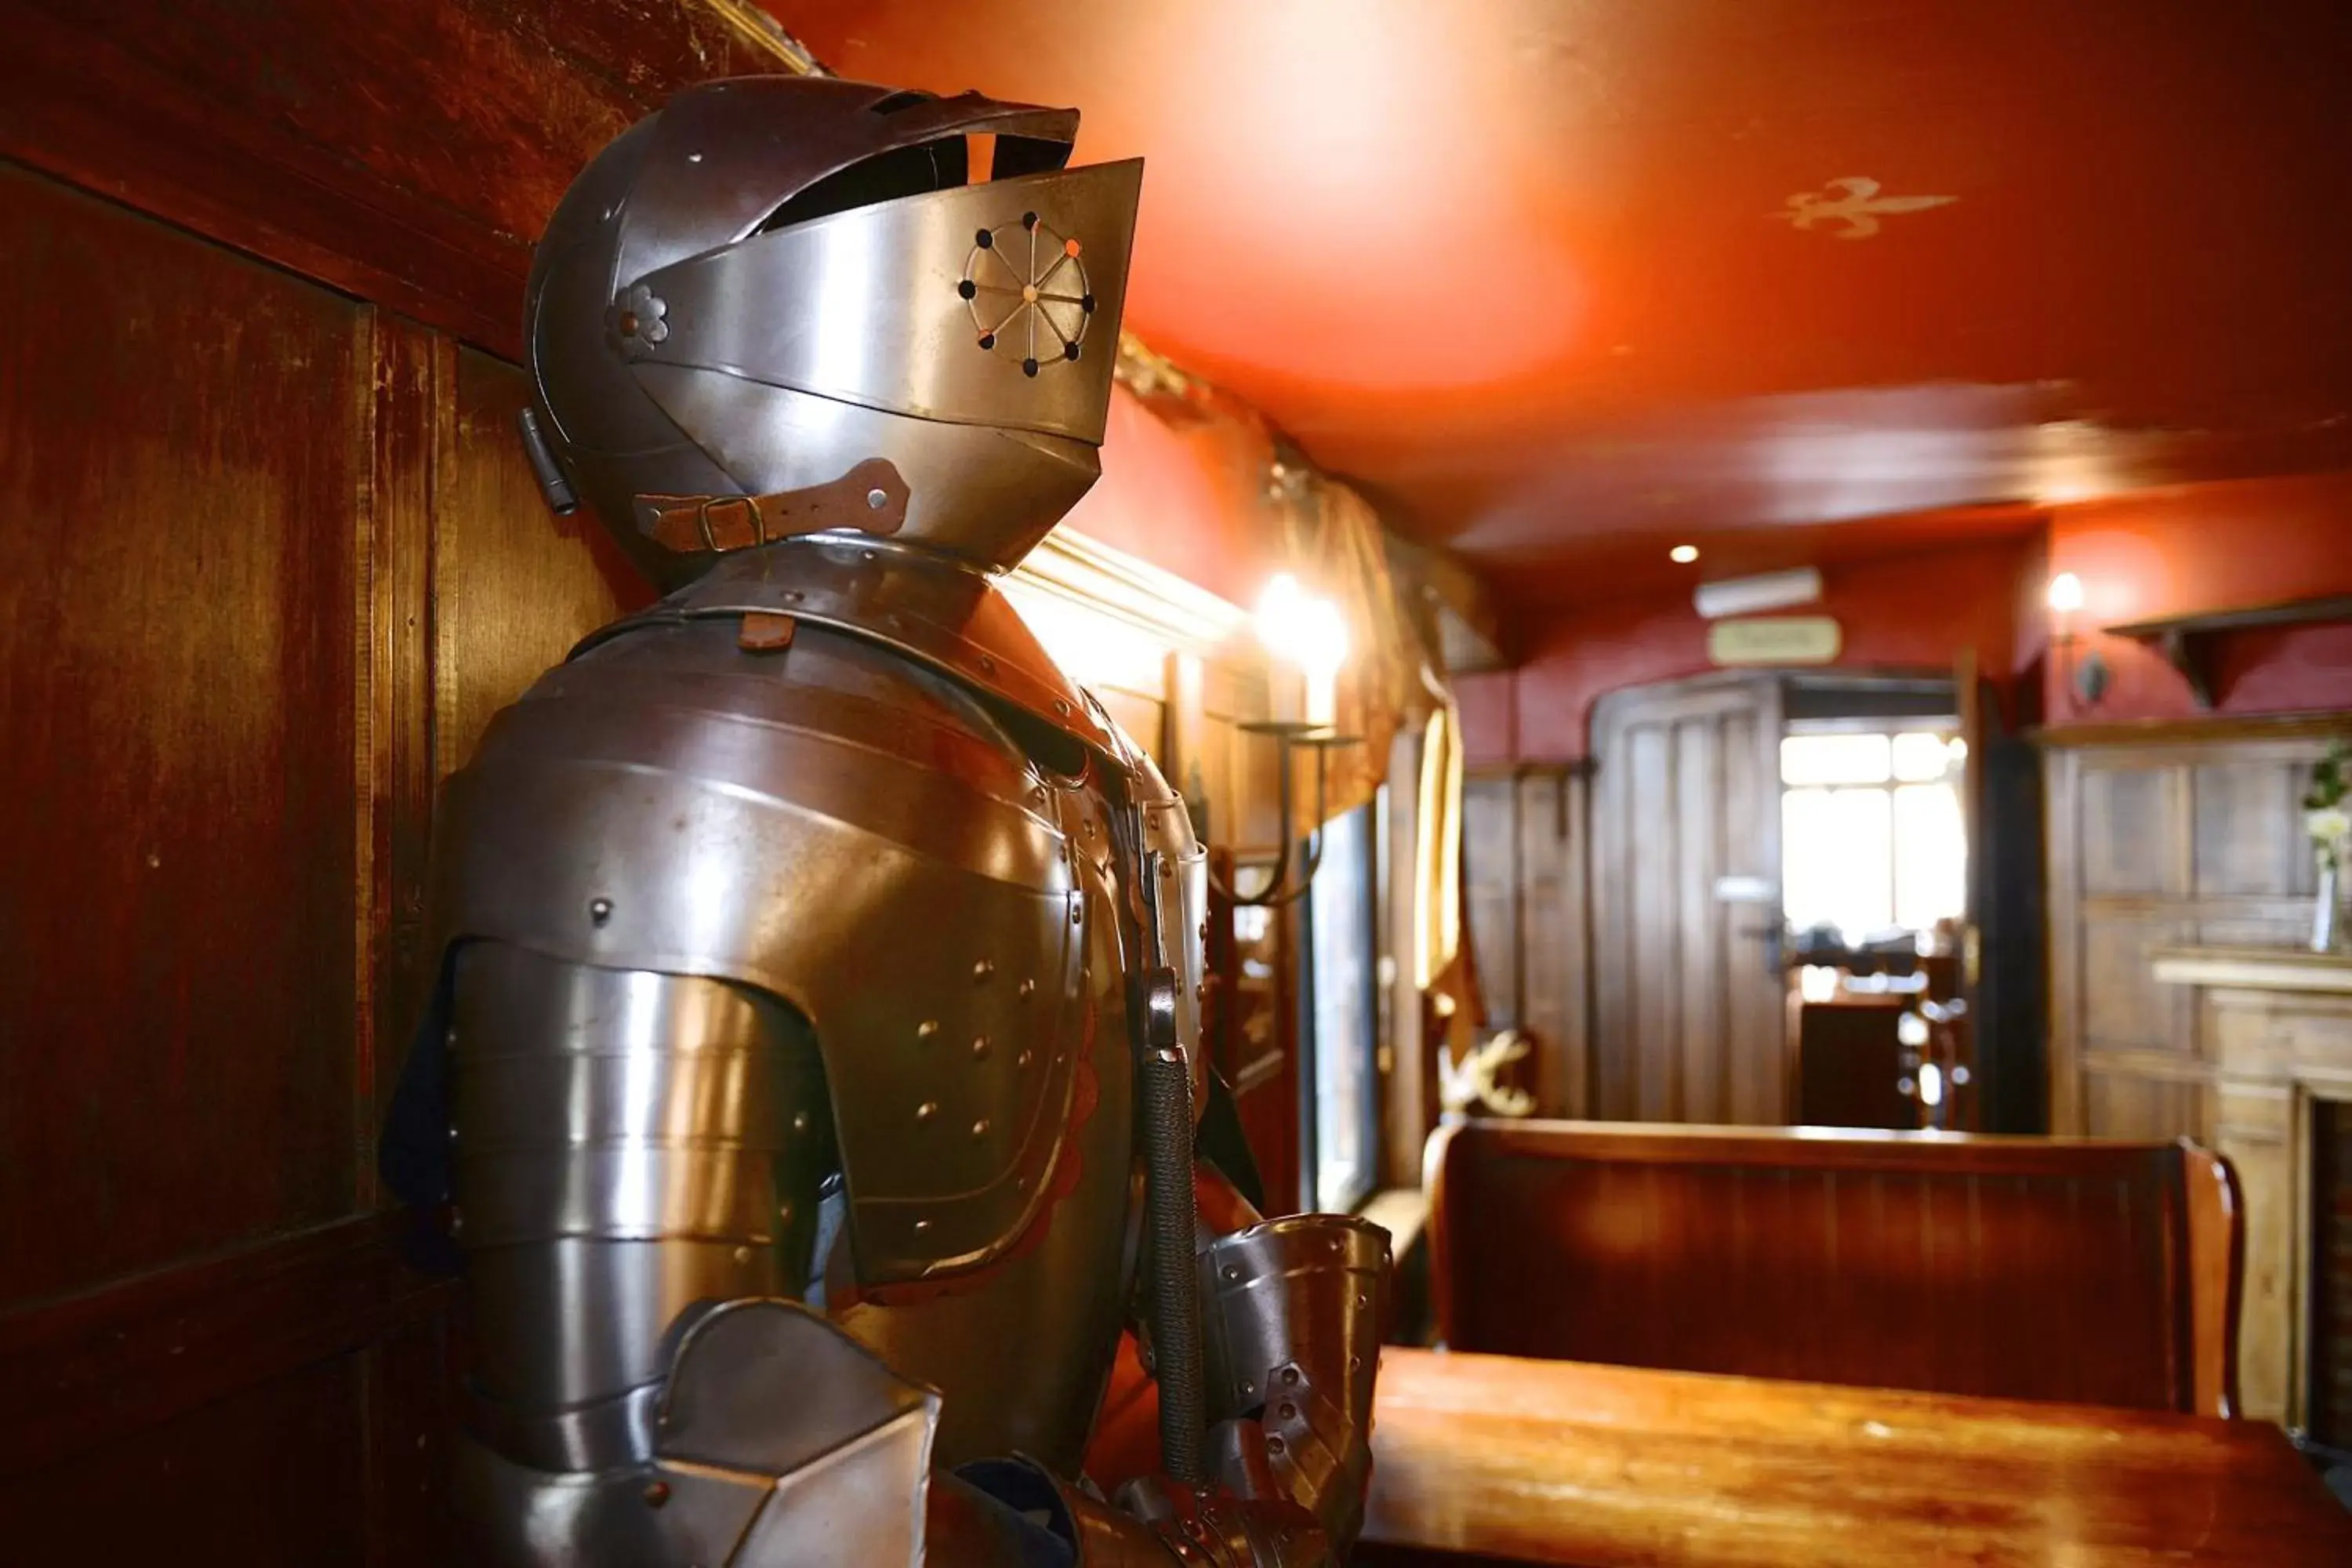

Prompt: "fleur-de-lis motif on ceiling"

[1775,176,1957,240]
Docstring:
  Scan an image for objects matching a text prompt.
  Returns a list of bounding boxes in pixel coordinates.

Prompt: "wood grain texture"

[0,0,797,356]
[1590,675,1787,1123]
[2043,726,2349,1149]
[1426,1120,2242,1415]
[1455,766,1590,1117]
[433,347,648,779]
[0,161,364,1305]
[1356,1346,2352,1567]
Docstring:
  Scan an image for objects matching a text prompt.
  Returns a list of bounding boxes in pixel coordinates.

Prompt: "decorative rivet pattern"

[971,1119,990,1138]
[971,1036,991,1060]
[918,1019,941,1040]
[588,897,615,927]
[916,1101,938,1123]
[973,959,994,982]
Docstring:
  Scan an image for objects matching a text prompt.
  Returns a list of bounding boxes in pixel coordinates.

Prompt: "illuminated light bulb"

[1669,544,1700,564]
[1254,572,1308,664]
[1296,595,1351,726]
[2046,571,2085,615]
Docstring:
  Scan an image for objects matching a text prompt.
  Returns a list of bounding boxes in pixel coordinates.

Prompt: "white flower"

[2310,807,2352,850]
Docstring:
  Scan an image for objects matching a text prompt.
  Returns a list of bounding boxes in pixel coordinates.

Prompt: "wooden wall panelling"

[0,0,800,359]
[2044,726,2342,1140]
[0,162,366,1306]
[432,347,645,780]
[1456,766,1591,1118]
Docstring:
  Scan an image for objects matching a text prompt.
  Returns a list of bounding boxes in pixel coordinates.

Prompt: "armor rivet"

[979,654,997,673]
[866,487,887,510]
[644,1481,671,1508]
[588,897,614,927]
[1279,1402,1298,1422]
[1071,906,1082,926]
[1017,1049,1033,1069]
[1018,978,1036,1000]
[793,1111,811,1132]
[861,549,877,561]
[1282,1367,1301,1388]
[974,959,994,982]
[1356,1291,1370,1307]
[686,151,703,163]
[733,1246,753,1265]
[916,1101,938,1123]
[1266,1436,1286,1455]
[1349,1354,1363,1373]
[914,1218,931,1233]
[971,1036,990,1060]
[971,1119,989,1138]
[779,1202,793,1223]
[1054,699,1071,714]
[1240,1381,1255,1397]
[918,1020,940,1040]
[1221,1264,1240,1283]
[784,589,804,602]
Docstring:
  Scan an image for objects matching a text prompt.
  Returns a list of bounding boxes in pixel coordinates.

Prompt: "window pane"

[1781,732,1893,786]
[1893,782,1967,931]
[1782,786,1894,939]
[1892,731,1958,782]
[1308,805,1377,1212]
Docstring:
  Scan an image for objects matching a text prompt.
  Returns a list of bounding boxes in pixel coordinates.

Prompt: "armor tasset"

[384,74,1389,1566]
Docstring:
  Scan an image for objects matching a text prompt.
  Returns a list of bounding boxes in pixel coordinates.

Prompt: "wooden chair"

[1425,1119,2244,1415]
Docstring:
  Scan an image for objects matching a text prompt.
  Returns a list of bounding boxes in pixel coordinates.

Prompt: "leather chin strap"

[633,456,910,555]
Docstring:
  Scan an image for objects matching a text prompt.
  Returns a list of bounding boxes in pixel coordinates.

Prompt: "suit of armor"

[380,76,1389,1566]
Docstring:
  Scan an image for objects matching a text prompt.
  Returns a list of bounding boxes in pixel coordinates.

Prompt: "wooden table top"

[1361,1347,2352,1566]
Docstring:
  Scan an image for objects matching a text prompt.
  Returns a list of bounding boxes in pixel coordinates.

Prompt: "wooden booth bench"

[1425,1120,2243,1415]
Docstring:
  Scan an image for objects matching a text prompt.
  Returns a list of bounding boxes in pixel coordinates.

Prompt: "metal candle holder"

[1208,720,1361,909]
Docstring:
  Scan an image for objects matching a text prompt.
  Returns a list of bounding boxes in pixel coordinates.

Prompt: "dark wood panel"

[2078,761,2181,898]
[2194,758,2310,896]
[1459,774,1521,1037]
[0,0,798,357]
[0,162,364,1305]
[1428,1120,2240,1415]
[0,1352,371,1563]
[434,347,647,779]
[1359,1346,2352,1568]
[0,1214,455,1468]
[1512,770,1586,1117]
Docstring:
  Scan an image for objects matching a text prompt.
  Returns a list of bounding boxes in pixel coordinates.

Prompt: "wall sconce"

[1212,574,1359,909]
[2047,571,2110,710]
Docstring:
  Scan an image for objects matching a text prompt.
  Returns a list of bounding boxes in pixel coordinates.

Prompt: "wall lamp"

[2048,571,2110,711]
[1213,573,1359,909]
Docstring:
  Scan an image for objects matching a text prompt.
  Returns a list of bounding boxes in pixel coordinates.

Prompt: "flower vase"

[2318,855,2350,955]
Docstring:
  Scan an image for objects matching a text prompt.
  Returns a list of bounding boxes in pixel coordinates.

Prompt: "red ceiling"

[777,2,2352,609]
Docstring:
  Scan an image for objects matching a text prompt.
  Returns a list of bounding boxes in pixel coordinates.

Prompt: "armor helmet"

[520,77,1144,588]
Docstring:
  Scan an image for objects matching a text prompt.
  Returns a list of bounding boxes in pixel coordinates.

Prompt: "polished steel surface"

[452,1301,938,1566]
[523,74,1141,586]
[431,70,1384,1566]
[629,159,1141,441]
[1197,1215,1392,1551]
[590,535,1117,755]
[443,619,1088,1281]
[834,833,1140,1476]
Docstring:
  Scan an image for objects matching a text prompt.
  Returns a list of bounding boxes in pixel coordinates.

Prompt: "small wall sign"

[1708,615,1842,666]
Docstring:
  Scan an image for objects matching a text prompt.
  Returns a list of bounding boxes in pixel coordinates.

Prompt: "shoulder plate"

[579,535,1116,758]
[439,617,1104,1284]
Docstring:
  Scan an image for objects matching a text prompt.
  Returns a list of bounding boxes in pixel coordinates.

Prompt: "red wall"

[1060,383,1272,608]
[1464,537,2039,765]
[2046,472,2352,721]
